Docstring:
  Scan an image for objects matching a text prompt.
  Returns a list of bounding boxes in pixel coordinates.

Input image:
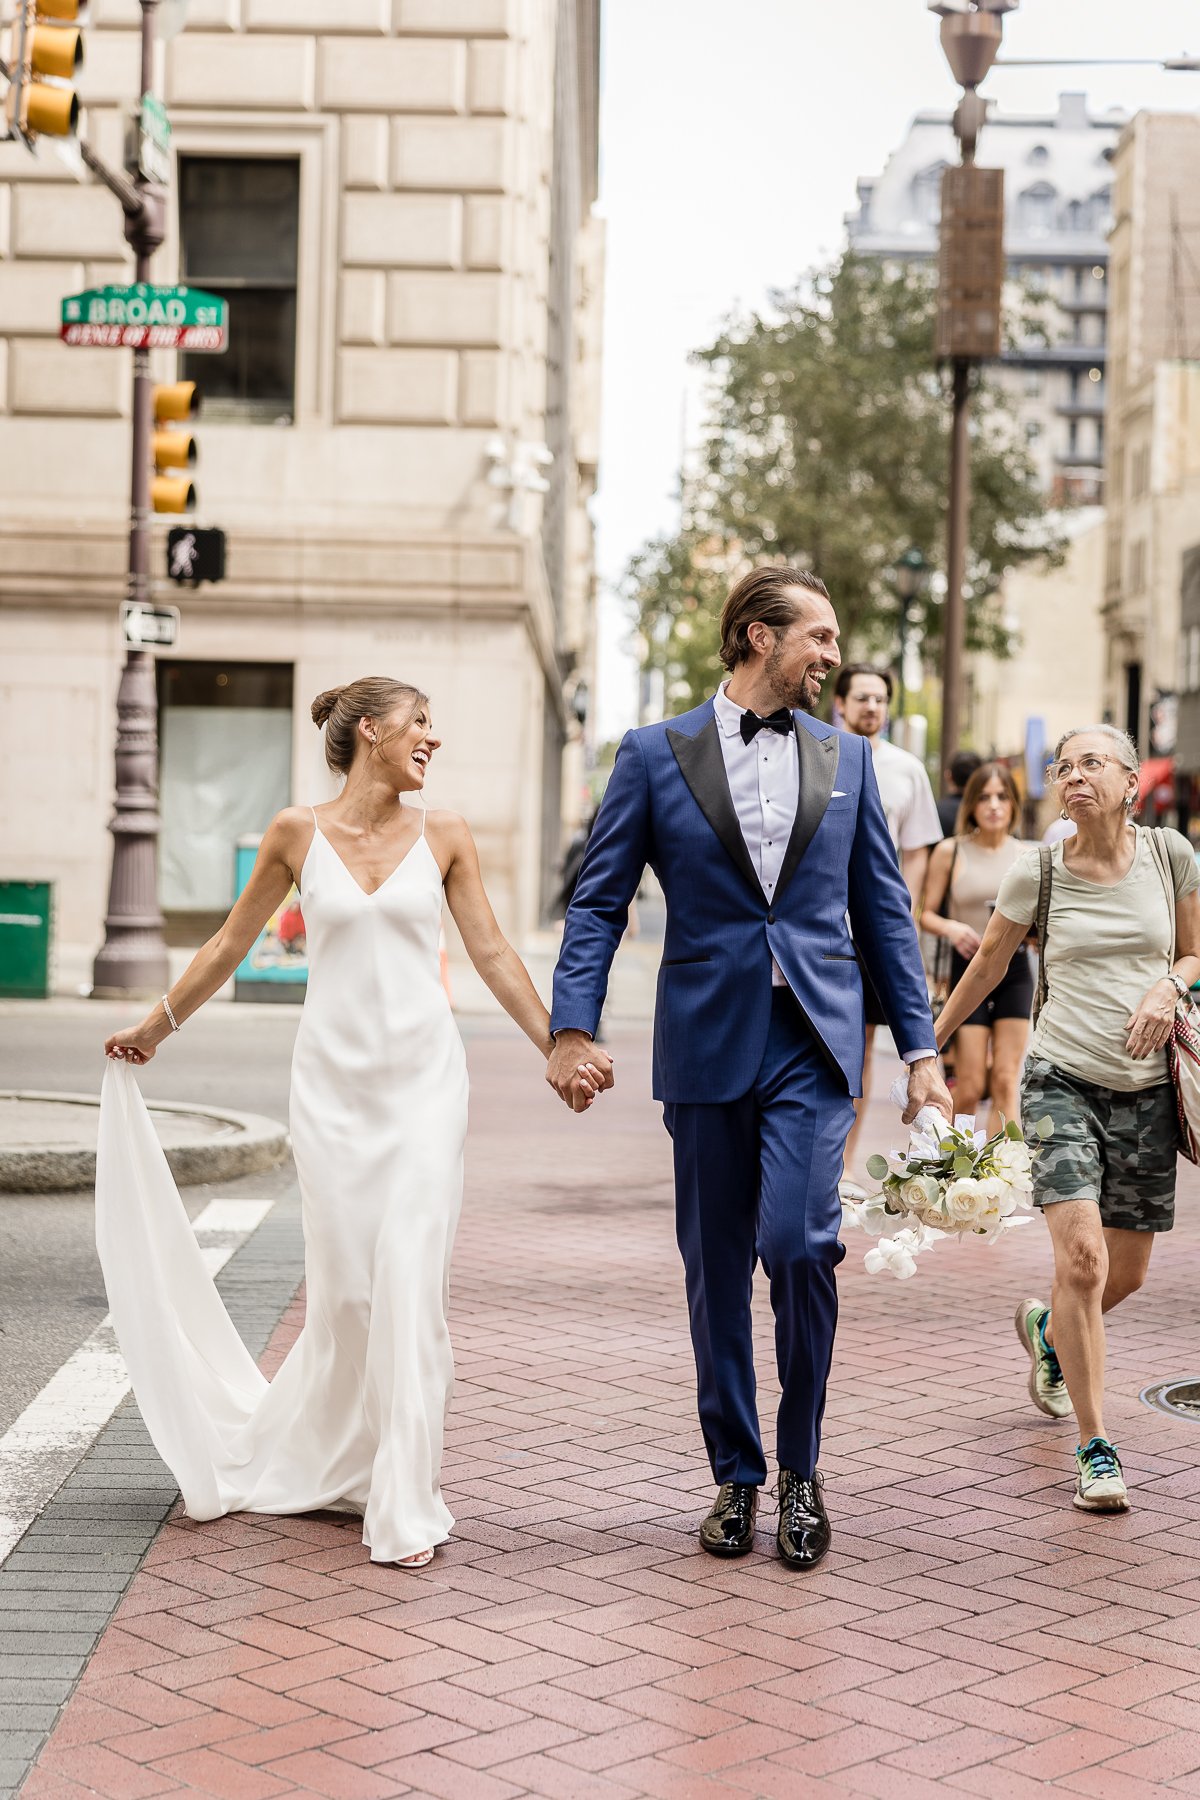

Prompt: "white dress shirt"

[712,682,795,986]
[712,684,935,1061]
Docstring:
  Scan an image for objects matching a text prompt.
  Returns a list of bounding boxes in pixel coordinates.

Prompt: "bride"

[102,676,600,1567]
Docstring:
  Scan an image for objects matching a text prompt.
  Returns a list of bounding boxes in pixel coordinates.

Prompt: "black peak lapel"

[774,722,839,904]
[666,719,765,898]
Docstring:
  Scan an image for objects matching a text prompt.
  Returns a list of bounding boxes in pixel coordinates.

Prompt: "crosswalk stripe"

[0,1196,275,1564]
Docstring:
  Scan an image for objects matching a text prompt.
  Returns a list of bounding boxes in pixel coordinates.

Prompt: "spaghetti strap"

[419,806,427,839]
[309,806,318,827]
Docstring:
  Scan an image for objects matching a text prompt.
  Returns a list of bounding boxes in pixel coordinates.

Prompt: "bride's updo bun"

[311,676,429,777]
[310,688,342,729]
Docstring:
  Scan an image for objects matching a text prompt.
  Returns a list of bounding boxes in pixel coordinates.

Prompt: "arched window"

[1028,144,1050,165]
[1019,182,1057,233]
[912,161,948,226]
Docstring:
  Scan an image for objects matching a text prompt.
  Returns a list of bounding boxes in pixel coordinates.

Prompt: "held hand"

[1126,977,1177,1060]
[546,1030,614,1113]
[948,922,982,959]
[104,1023,158,1065]
[902,1056,953,1127]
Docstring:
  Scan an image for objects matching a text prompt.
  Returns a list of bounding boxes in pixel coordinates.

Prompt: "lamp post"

[91,0,171,997]
[929,0,1012,794]
[890,546,930,720]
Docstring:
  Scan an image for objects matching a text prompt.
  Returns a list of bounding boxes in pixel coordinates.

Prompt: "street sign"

[137,92,171,185]
[121,601,180,648]
[935,165,1005,360]
[60,284,228,351]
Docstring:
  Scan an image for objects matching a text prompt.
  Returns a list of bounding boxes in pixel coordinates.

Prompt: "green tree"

[627,252,1066,713]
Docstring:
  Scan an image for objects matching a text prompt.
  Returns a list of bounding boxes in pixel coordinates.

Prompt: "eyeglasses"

[1050,753,1121,784]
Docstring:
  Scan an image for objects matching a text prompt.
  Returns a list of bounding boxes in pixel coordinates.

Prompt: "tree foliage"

[626,253,1066,714]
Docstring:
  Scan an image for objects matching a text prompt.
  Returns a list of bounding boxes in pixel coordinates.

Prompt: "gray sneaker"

[1014,1298,1071,1419]
[1074,1437,1130,1512]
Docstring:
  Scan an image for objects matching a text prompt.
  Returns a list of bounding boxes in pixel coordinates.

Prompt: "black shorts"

[949,946,1034,1028]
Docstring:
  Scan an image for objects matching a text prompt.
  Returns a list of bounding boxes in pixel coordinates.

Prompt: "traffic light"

[2,0,86,143]
[152,381,198,514]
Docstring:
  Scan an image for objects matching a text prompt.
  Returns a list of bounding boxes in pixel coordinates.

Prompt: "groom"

[548,566,951,1569]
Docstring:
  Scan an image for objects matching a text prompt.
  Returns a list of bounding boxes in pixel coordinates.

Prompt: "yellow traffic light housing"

[3,0,87,142]
[152,382,200,514]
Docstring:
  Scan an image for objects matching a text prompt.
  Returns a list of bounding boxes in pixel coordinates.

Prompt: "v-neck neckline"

[309,820,429,899]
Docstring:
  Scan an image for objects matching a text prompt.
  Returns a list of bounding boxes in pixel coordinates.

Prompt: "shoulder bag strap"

[1147,826,1178,966]
[931,840,959,989]
[1033,844,1053,1024]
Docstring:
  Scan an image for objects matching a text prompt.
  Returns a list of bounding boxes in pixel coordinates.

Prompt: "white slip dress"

[96,805,469,1563]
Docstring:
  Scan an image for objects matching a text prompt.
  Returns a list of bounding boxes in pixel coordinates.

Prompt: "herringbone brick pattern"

[22,1032,1200,1796]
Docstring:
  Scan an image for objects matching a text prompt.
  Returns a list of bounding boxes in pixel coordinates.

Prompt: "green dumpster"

[0,882,54,998]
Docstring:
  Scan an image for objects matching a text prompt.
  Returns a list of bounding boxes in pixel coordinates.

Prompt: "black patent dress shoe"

[776,1469,831,1570]
[698,1481,759,1557]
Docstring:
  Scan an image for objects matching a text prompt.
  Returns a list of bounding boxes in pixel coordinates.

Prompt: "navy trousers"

[664,988,855,1487]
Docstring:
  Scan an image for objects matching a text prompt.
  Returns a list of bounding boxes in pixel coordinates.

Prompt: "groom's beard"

[764,644,823,714]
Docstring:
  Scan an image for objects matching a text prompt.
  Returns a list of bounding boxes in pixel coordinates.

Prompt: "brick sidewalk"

[18,1031,1200,1799]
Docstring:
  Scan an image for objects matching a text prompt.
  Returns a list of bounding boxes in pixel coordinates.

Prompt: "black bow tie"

[740,707,794,745]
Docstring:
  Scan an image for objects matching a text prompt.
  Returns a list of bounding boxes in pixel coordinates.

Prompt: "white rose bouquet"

[840,1082,1053,1280]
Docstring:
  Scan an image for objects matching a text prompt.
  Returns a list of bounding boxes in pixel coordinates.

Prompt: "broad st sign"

[60,285,228,351]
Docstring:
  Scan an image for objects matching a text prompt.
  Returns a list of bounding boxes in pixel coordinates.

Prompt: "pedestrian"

[934,724,1200,1513]
[101,678,597,1569]
[938,748,982,838]
[547,566,949,1569]
[920,761,1032,1134]
[834,664,943,1188]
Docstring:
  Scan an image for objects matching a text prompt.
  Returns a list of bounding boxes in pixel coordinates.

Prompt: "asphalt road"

[0,1002,307,1439]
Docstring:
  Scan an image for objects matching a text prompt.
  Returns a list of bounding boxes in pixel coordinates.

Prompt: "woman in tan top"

[920,762,1031,1134]
[934,725,1200,1517]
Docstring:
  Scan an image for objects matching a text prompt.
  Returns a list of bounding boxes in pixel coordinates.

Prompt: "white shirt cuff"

[901,1048,938,1064]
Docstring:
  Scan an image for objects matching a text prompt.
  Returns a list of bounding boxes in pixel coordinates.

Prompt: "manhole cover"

[1141,1378,1200,1418]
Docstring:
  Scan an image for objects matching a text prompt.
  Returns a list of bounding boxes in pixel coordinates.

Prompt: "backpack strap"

[1033,844,1053,1024]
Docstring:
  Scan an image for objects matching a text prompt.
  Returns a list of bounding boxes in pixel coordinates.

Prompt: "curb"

[0,1090,291,1194]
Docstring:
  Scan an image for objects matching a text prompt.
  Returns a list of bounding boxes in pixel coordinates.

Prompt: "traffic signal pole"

[92,0,170,997]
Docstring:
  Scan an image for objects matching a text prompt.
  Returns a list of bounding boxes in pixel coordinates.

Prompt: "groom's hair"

[719,565,830,670]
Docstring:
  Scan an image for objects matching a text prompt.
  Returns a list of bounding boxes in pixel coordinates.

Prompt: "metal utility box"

[0,882,54,998]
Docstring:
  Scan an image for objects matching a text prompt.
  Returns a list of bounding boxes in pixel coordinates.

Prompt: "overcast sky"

[592,0,1200,737]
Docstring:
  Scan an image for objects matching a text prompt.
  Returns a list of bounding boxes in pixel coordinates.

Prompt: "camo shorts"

[1020,1056,1177,1232]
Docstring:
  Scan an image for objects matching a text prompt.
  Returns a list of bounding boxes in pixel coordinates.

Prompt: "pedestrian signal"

[167,526,226,586]
[2,0,86,143]
[152,381,198,514]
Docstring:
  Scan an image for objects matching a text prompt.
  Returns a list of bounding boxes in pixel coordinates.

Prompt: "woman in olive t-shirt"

[934,726,1200,1518]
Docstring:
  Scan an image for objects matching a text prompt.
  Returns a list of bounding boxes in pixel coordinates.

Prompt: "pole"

[92,0,169,998]
[896,600,908,721]
[941,356,971,785]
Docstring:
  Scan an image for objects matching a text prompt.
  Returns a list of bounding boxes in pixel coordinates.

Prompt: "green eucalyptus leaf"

[865,1153,891,1181]
[1034,1115,1054,1140]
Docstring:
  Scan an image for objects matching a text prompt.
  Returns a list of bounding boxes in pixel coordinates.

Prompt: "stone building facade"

[1102,112,1200,761]
[0,0,603,978]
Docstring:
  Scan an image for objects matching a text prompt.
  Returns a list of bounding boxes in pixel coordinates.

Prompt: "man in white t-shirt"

[835,664,943,1182]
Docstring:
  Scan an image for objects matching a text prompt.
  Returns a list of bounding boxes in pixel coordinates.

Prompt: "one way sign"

[121,601,180,647]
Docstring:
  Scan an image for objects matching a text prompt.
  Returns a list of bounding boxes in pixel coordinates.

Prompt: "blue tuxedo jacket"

[550,700,935,1104]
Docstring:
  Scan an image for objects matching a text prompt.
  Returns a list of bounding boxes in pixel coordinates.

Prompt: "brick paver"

[16,1030,1200,1796]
